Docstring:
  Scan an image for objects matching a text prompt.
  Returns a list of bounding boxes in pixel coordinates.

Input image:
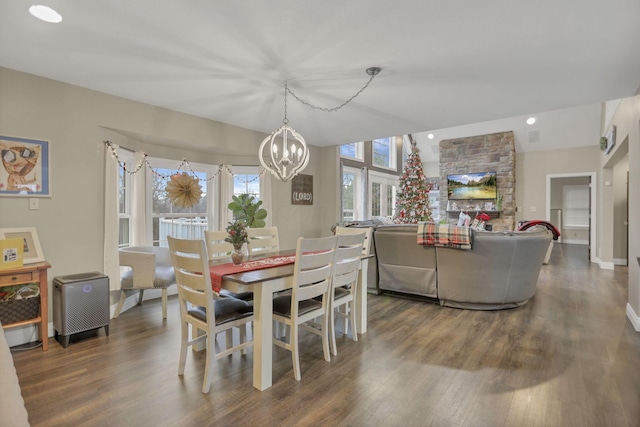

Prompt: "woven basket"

[0,297,40,325]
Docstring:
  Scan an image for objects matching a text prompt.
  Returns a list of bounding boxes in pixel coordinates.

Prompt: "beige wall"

[270,144,339,250]
[600,95,639,327]
[0,67,332,334]
[516,146,600,222]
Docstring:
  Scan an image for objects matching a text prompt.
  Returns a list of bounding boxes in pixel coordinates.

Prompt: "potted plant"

[228,194,268,228]
[599,136,608,151]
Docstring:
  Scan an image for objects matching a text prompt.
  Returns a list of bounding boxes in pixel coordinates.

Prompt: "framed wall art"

[0,135,51,197]
[0,227,45,264]
[605,125,616,155]
[291,174,313,205]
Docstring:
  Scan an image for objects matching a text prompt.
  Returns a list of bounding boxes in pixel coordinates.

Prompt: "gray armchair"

[114,246,176,319]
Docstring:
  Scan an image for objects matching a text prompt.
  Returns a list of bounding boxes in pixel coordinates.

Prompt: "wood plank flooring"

[10,244,640,427]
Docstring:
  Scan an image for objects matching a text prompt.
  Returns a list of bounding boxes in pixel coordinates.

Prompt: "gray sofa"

[0,323,31,426]
[369,224,552,310]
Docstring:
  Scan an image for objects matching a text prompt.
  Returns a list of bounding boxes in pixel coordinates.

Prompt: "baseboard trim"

[614,258,628,266]
[627,303,640,332]
[599,260,615,270]
[563,239,589,245]
[5,288,178,347]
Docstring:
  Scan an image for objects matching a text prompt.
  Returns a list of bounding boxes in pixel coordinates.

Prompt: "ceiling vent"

[528,130,540,143]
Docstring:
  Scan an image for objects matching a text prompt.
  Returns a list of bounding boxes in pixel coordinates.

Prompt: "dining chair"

[204,230,253,301]
[167,236,254,394]
[329,232,366,356]
[115,246,176,319]
[272,235,337,381]
[246,226,279,256]
[334,226,372,256]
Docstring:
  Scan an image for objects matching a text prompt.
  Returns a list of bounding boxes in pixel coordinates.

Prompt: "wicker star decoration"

[165,172,202,208]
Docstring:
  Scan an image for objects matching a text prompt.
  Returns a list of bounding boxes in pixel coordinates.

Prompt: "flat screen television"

[447,171,497,200]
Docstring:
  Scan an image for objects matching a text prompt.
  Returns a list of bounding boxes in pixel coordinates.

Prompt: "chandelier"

[259,67,382,182]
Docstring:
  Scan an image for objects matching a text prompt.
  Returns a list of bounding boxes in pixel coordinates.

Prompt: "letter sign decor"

[291,174,313,205]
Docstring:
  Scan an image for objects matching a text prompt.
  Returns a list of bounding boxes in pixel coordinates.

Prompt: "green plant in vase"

[225,220,249,265]
[228,193,268,228]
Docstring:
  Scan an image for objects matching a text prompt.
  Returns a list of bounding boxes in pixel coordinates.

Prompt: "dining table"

[209,250,370,391]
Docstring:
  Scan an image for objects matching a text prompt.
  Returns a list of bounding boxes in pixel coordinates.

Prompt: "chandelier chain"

[283,81,289,125]
[285,72,378,113]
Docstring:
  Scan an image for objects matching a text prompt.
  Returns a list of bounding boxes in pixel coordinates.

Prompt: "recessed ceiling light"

[427,133,435,139]
[526,117,536,125]
[29,5,62,23]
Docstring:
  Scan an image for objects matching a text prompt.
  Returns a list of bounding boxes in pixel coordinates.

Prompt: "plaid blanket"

[417,222,473,250]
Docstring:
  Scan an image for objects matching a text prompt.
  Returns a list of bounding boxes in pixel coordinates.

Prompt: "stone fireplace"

[438,131,515,231]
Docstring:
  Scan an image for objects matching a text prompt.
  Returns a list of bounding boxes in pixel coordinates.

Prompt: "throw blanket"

[417,222,473,250]
[209,255,296,293]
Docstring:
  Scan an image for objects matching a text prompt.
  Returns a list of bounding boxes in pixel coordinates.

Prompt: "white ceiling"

[1,1,639,158]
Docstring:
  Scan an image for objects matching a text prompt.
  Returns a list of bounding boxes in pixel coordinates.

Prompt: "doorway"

[546,172,596,263]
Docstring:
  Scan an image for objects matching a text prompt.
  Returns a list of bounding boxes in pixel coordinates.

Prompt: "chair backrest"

[291,235,337,307]
[204,230,233,260]
[119,246,176,289]
[333,233,366,289]
[246,226,279,256]
[167,236,215,323]
[334,226,372,256]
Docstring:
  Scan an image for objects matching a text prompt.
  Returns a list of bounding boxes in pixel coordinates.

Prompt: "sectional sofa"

[345,222,552,310]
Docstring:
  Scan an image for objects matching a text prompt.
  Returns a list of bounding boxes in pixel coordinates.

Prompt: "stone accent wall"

[439,131,515,231]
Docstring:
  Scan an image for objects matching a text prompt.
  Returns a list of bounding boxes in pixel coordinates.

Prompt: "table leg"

[356,258,368,334]
[253,282,273,391]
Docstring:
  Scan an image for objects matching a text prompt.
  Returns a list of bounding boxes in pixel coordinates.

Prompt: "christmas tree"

[393,140,433,223]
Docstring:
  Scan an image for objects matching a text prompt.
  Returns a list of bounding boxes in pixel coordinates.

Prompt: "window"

[232,166,260,198]
[148,158,217,247]
[340,142,364,161]
[369,170,398,219]
[117,149,134,248]
[372,137,396,170]
[341,166,363,221]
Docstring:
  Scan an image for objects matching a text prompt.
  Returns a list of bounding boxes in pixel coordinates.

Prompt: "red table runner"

[209,255,296,293]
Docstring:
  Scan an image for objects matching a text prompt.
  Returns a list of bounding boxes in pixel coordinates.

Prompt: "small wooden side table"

[0,261,51,351]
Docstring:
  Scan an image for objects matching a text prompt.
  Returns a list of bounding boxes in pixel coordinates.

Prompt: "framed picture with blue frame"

[0,135,51,197]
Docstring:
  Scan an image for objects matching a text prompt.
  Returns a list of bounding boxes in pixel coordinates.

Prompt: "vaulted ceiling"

[1,1,639,159]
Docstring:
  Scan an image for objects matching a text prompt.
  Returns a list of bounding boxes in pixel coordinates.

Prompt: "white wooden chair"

[329,232,366,356]
[334,226,372,256]
[167,236,254,394]
[204,230,233,260]
[246,227,279,256]
[115,246,176,319]
[272,235,337,381]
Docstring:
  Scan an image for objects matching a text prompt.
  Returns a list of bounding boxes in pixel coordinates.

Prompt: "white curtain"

[260,171,273,227]
[131,151,148,245]
[218,165,234,230]
[103,143,121,291]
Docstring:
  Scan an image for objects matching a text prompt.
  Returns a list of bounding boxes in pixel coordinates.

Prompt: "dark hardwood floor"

[11,244,640,427]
